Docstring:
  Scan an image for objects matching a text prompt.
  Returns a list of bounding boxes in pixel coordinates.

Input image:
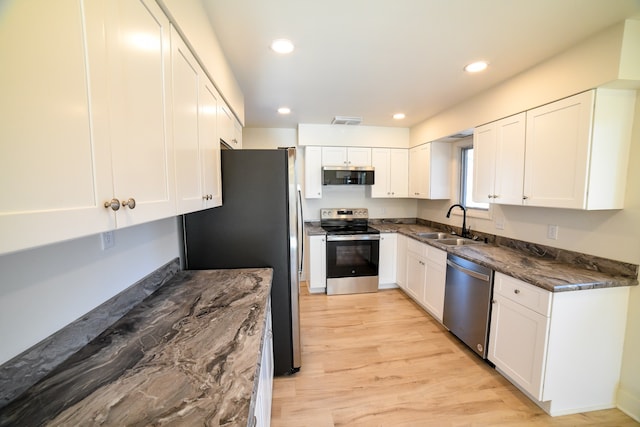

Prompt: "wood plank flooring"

[271,285,638,426]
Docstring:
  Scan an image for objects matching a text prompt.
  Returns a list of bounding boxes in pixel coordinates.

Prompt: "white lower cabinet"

[253,301,273,427]
[403,237,446,322]
[489,272,630,416]
[307,235,326,293]
[378,233,397,287]
[395,234,407,290]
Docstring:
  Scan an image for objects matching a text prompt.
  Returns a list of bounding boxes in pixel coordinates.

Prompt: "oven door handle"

[326,234,380,242]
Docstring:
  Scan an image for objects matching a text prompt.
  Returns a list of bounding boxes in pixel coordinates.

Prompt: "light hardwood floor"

[271,285,638,427]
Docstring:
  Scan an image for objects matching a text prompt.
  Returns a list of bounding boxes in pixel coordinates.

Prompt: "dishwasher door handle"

[446,259,491,282]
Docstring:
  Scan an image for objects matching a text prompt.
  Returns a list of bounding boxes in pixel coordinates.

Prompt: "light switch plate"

[547,224,559,240]
[495,216,505,230]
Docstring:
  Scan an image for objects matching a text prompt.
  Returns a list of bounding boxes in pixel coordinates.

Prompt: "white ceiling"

[201,0,640,129]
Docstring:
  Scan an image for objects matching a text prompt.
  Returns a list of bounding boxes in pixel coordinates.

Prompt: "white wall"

[0,218,180,365]
[411,20,640,421]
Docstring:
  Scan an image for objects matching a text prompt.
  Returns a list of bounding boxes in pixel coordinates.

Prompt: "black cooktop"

[321,225,380,235]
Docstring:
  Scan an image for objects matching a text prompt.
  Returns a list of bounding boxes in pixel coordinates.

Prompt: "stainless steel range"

[320,208,380,295]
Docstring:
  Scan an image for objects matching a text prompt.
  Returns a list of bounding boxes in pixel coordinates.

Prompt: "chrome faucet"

[446,204,470,238]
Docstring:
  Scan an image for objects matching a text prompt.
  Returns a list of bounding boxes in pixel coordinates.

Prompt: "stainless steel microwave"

[322,166,375,185]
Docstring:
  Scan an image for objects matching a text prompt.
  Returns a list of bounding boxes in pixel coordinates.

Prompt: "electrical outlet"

[494,216,505,230]
[101,231,115,250]
[547,224,559,240]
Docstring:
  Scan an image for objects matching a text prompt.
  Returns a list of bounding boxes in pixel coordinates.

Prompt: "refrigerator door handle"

[297,185,304,276]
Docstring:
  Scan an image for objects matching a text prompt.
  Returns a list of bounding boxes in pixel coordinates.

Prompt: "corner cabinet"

[473,113,526,205]
[307,235,326,293]
[523,89,636,210]
[408,142,451,199]
[378,233,397,287]
[371,148,409,198]
[489,272,630,416]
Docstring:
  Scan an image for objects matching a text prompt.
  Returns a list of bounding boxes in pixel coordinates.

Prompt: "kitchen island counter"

[0,268,273,426]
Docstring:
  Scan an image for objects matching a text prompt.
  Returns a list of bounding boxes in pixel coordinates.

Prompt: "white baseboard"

[617,387,640,422]
[378,283,399,290]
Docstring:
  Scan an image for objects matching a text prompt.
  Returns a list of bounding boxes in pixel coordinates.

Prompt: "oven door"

[326,234,379,278]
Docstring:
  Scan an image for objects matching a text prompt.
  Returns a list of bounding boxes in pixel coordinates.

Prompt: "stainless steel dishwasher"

[443,254,494,359]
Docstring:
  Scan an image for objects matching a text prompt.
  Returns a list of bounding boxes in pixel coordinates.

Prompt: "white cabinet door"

[0,0,113,255]
[423,247,446,322]
[396,234,407,290]
[304,147,323,199]
[524,89,635,210]
[89,0,176,228]
[371,148,408,198]
[389,149,409,198]
[406,251,426,302]
[489,292,550,400]
[172,29,203,214]
[199,79,222,208]
[254,301,273,427]
[321,146,347,166]
[346,147,371,166]
[233,118,243,149]
[409,142,450,199]
[472,124,497,204]
[370,148,391,197]
[378,233,397,286]
[473,113,526,205]
[219,102,236,148]
[308,235,326,293]
[524,91,593,209]
[321,146,371,166]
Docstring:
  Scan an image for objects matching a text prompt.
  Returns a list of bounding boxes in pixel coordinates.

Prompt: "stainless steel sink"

[415,232,450,239]
[437,238,485,246]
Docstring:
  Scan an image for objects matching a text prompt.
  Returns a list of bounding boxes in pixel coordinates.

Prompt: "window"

[460,146,489,210]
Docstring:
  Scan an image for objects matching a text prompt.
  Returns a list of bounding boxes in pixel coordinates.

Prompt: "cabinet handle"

[104,198,120,211]
[514,289,520,294]
[203,194,213,200]
[487,194,493,199]
[121,198,136,209]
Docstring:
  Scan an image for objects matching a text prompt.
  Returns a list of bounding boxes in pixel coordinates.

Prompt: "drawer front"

[407,238,427,257]
[494,272,552,316]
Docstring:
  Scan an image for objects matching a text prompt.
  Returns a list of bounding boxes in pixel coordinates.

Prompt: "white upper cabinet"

[171,28,221,214]
[86,0,176,228]
[371,148,409,198]
[321,147,371,167]
[523,89,635,210]
[408,142,451,199]
[304,146,323,199]
[0,0,113,255]
[473,113,526,205]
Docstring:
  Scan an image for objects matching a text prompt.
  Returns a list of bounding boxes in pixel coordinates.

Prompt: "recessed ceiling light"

[270,39,294,54]
[278,107,291,114]
[393,113,405,120]
[464,61,488,73]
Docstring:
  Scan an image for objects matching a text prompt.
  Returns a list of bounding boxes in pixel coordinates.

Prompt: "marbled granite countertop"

[0,268,273,427]
[306,221,637,292]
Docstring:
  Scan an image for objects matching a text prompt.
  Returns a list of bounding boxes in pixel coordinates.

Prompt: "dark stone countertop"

[0,268,273,427]
[306,221,637,292]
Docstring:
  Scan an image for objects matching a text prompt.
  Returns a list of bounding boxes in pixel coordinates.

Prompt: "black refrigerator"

[182,148,302,375]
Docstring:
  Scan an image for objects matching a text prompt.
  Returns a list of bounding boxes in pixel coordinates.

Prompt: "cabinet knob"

[494,194,499,199]
[121,198,136,209]
[492,299,497,304]
[104,198,120,211]
[522,196,529,200]
[487,194,493,199]
[514,289,520,294]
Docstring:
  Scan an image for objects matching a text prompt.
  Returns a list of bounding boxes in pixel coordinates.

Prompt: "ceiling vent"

[331,116,362,125]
